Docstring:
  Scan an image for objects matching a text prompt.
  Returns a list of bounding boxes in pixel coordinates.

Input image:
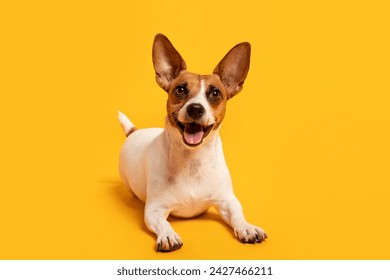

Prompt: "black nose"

[186,103,205,119]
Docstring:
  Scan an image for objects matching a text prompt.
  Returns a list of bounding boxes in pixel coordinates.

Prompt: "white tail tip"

[118,111,135,137]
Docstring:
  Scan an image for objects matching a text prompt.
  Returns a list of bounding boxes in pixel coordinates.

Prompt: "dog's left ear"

[213,42,251,99]
[152,34,187,92]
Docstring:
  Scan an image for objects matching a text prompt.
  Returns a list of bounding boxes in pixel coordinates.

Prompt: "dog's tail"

[118,111,136,137]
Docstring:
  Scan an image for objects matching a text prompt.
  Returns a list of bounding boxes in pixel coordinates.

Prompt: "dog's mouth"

[175,119,214,147]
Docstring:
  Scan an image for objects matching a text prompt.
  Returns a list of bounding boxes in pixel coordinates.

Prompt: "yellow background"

[1,0,389,260]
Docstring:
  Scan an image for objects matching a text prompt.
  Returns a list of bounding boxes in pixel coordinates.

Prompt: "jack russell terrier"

[118,34,267,252]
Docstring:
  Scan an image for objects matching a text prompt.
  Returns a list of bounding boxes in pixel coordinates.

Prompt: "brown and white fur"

[119,34,267,252]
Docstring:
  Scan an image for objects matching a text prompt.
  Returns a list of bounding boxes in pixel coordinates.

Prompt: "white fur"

[119,112,266,252]
[118,111,135,136]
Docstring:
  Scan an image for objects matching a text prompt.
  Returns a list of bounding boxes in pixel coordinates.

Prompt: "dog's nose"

[187,103,205,119]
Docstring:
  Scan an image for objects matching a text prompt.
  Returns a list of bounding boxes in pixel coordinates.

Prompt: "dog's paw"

[234,224,267,244]
[156,232,183,252]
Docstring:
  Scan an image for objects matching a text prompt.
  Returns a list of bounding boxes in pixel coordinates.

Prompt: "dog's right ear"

[152,34,187,92]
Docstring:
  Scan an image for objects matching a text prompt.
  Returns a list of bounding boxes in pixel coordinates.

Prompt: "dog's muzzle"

[174,103,214,147]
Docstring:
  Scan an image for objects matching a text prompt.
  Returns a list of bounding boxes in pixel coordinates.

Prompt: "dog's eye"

[208,88,222,103]
[174,85,188,98]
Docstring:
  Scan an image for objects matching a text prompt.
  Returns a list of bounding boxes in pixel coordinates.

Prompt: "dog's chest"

[167,158,227,218]
[170,158,216,195]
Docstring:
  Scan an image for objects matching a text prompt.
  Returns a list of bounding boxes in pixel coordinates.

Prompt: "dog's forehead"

[173,72,202,91]
[201,74,225,89]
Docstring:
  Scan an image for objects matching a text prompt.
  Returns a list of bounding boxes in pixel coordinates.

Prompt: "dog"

[118,34,267,252]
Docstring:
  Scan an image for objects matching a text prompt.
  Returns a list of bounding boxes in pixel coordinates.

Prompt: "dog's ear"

[213,42,251,99]
[152,34,187,92]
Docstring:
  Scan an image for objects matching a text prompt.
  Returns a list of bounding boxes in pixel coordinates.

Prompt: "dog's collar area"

[174,118,214,147]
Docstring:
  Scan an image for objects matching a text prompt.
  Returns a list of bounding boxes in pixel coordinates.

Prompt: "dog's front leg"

[144,202,183,252]
[216,196,267,244]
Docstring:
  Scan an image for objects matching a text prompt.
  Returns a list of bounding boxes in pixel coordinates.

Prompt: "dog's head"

[152,34,250,147]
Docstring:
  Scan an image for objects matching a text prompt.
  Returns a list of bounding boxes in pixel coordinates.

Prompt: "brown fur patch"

[126,127,137,137]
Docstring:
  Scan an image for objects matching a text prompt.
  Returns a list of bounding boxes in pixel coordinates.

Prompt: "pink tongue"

[184,130,204,145]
